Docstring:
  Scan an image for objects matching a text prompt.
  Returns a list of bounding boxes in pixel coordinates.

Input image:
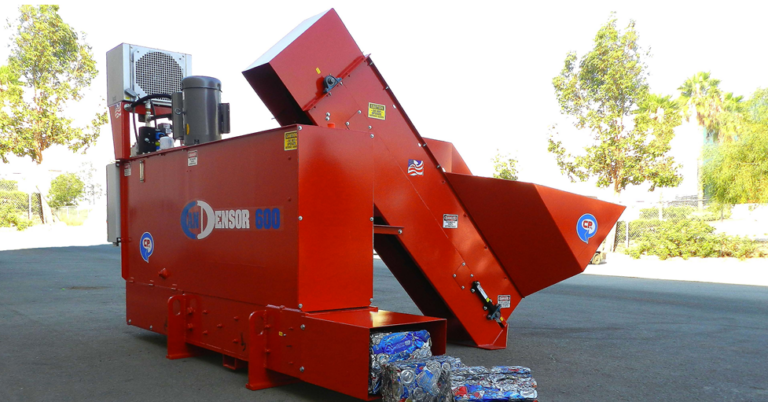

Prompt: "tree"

[548,15,683,195]
[0,5,107,223]
[678,72,745,208]
[491,150,518,181]
[702,88,768,204]
[48,173,85,208]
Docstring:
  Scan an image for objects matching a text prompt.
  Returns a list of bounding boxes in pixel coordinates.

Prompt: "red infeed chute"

[244,9,625,349]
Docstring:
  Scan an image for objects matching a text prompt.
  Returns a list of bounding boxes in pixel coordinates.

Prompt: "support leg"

[246,310,298,390]
[166,295,201,359]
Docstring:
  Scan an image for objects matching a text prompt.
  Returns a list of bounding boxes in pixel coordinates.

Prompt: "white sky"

[1,0,766,201]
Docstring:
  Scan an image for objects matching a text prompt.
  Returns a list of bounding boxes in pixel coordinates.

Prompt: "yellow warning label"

[368,102,386,120]
[284,131,298,151]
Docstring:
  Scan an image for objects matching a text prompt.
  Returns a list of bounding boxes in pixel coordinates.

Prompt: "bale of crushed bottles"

[380,355,463,402]
[369,330,433,394]
[451,366,538,401]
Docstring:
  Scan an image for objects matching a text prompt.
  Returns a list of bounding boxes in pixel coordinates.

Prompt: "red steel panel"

[424,138,472,175]
[122,125,373,312]
[446,173,626,296]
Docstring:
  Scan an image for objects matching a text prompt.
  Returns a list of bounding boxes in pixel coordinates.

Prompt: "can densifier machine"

[105,9,624,399]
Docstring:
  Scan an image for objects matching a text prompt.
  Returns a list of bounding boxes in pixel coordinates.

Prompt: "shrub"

[0,203,32,230]
[49,173,85,208]
[626,219,765,260]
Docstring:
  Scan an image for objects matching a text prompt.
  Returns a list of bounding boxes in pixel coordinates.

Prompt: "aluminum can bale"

[381,355,462,402]
[369,330,432,394]
[451,365,538,401]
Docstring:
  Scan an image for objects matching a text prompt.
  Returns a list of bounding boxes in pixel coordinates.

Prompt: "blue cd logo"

[140,232,154,262]
[577,214,598,244]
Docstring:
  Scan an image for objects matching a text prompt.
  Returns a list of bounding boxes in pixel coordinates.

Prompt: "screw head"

[370,134,374,138]
[358,110,362,114]
[345,122,350,126]
[470,274,474,277]
[298,126,302,130]
[462,262,466,266]
[461,286,465,290]
[128,319,131,324]
[398,229,402,234]
[483,306,488,311]
[298,216,303,221]
[300,366,305,372]
[368,125,372,129]
[370,217,374,222]
[325,116,330,121]
[436,165,441,169]
[453,274,457,278]
[300,324,306,330]
[149,325,153,330]
[326,112,331,116]
[298,304,303,309]
[471,289,476,293]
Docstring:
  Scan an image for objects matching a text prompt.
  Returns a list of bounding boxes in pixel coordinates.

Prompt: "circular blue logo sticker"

[140,232,154,262]
[577,214,598,244]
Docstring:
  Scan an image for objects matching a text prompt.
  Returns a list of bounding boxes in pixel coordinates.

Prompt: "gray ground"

[1,246,766,402]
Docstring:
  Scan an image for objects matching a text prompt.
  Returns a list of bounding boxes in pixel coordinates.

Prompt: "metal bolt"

[471,289,476,293]
[423,143,427,147]
[368,125,372,129]
[298,304,303,309]
[149,325,153,330]
[298,216,303,221]
[436,165,441,169]
[461,286,465,290]
[358,110,362,114]
[300,324,305,330]
[470,274,474,277]
[128,319,131,324]
[398,229,402,234]
[345,122,349,126]
[325,116,330,121]
[370,298,374,302]
[370,217,374,222]
[300,367,305,372]
[462,262,466,266]
[453,274,457,278]
[326,112,331,116]
[483,306,488,311]
[370,134,374,138]
[298,126,302,130]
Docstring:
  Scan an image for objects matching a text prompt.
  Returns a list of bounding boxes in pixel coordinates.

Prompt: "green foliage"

[0,203,32,230]
[549,15,682,193]
[0,179,19,191]
[0,5,107,164]
[491,150,518,181]
[626,219,765,260]
[702,88,768,204]
[48,173,84,208]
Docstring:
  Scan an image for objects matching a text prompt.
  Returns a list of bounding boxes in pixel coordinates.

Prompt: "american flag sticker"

[407,159,424,176]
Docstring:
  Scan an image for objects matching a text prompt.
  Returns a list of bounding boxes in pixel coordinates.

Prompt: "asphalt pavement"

[1,246,766,402]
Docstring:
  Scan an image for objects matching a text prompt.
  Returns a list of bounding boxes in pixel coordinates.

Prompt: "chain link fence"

[614,197,736,250]
[0,180,44,226]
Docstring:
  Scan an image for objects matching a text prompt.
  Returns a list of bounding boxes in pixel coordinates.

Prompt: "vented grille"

[135,51,183,96]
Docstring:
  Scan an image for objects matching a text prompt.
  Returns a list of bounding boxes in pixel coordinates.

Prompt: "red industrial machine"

[106,9,624,399]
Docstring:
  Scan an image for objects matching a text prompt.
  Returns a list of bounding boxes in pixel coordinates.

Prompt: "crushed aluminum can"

[381,355,463,402]
[451,366,537,401]
[369,330,432,395]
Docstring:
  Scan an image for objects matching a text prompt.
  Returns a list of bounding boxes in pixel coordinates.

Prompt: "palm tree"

[677,72,736,208]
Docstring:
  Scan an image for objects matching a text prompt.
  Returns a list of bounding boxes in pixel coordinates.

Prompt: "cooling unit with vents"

[106,44,191,106]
